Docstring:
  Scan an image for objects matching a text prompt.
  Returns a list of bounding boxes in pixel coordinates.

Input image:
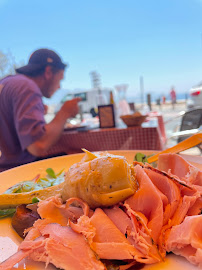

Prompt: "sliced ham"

[0,221,106,270]
[0,250,31,270]
[69,206,158,263]
[44,238,105,270]
[69,215,96,244]
[158,153,202,186]
[89,208,142,260]
[1,153,202,269]
[158,194,200,252]
[187,196,202,215]
[157,153,202,227]
[125,165,164,242]
[125,203,164,263]
[166,215,202,268]
[36,223,105,270]
[0,237,45,270]
[144,166,181,224]
[103,206,150,258]
[37,196,92,226]
[135,161,193,191]
[103,205,133,238]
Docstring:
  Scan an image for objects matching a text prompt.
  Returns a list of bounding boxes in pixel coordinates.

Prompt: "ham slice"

[187,196,202,215]
[103,205,133,238]
[37,196,91,226]
[71,205,162,264]
[68,215,96,244]
[35,223,105,270]
[135,160,201,224]
[157,153,202,217]
[0,237,45,270]
[68,206,143,260]
[125,165,164,242]
[0,222,106,270]
[89,208,143,261]
[166,215,202,268]
[124,203,164,263]
[144,166,181,224]
[131,161,201,260]
[44,238,105,270]
[134,161,193,191]
[158,153,202,186]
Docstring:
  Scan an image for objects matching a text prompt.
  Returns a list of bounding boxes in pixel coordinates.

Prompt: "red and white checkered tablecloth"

[43,126,164,156]
[147,113,166,144]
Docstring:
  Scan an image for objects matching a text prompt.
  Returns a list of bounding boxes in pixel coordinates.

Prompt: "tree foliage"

[0,50,24,79]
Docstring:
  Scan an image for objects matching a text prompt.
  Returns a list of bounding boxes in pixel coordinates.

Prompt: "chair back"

[178,108,202,143]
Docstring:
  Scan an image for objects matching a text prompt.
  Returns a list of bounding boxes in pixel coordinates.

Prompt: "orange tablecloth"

[43,125,164,157]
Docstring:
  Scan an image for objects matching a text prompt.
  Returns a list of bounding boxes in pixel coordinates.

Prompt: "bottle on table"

[110,91,114,104]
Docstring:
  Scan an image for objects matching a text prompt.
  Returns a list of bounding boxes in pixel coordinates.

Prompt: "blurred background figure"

[162,95,166,105]
[0,48,80,170]
[170,87,177,109]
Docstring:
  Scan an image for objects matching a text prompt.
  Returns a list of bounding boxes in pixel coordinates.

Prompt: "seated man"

[0,48,80,170]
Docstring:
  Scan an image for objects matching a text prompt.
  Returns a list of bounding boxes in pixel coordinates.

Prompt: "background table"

[43,125,164,157]
[146,113,166,144]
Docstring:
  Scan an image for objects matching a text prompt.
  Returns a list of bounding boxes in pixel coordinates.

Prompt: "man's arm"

[27,98,80,156]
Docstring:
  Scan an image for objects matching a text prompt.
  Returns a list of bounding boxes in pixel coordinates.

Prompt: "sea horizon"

[43,88,189,106]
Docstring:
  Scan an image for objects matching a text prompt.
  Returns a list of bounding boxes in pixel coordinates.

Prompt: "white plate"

[0,150,201,270]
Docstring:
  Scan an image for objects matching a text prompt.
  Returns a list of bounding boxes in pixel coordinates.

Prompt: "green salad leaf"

[4,168,66,195]
[134,152,157,167]
[134,152,153,163]
[32,197,40,204]
[0,208,16,218]
[46,168,57,179]
[56,168,65,176]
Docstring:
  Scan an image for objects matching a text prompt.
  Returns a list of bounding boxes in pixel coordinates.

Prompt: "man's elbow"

[27,142,49,157]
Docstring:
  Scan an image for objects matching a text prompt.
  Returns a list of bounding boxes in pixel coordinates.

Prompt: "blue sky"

[1,0,202,102]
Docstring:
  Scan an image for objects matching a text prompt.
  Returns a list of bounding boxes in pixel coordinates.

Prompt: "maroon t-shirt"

[0,74,46,168]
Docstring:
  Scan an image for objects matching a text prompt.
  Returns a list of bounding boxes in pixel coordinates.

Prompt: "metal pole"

[140,76,144,106]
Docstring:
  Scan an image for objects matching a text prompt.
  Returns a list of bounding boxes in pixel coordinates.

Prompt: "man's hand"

[60,98,81,119]
[27,98,81,157]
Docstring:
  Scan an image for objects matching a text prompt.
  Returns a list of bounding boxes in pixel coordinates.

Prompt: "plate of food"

[0,150,201,270]
[64,122,89,131]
